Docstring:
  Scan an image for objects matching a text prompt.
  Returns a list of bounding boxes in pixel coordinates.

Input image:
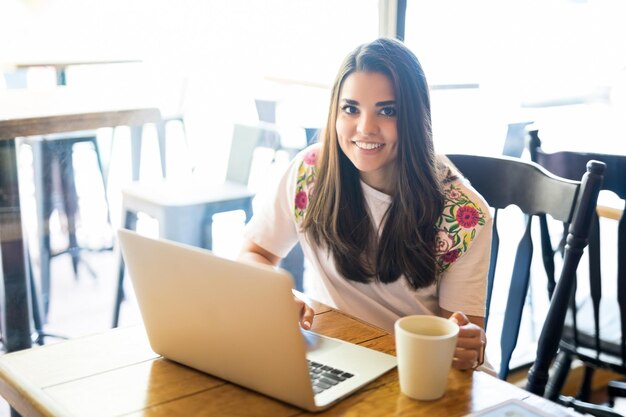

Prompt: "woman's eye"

[341,105,358,114]
[380,107,397,117]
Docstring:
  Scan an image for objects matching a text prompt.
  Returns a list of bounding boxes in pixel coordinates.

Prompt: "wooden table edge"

[597,204,623,221]
[0,107,162,139]
[0,361,70,417]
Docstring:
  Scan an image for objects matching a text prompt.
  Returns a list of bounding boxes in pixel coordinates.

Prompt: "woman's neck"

[360,169,396,195]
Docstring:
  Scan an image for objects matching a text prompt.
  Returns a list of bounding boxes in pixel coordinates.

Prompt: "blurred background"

[1,1,625,413]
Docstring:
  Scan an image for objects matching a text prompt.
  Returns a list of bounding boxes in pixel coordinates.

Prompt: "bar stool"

[112,123,281,327]
[24,132,112,317]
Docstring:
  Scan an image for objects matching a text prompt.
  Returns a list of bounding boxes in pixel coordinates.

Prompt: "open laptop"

[117,229,396,412]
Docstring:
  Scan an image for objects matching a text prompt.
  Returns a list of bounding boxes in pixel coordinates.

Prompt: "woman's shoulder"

[293,143,322,222]
[435,155,490,212]
[435,161,491,274]
[295,143,322,170]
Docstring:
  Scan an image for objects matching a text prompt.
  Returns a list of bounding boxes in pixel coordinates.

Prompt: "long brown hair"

[301,38,445,290]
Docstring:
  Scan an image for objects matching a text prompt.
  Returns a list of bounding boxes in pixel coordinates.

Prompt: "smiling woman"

[239,38,492,373]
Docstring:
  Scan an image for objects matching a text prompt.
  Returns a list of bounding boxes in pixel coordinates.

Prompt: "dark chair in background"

[112,123,281,327]
[447,154,604,381]
[528,129,626,413]
[448,153,610,415]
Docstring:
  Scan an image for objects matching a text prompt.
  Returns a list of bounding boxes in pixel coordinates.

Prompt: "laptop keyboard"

[307,360,354,395]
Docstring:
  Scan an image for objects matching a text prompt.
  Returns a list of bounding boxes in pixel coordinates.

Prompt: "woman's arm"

[238,239,315,330]
[238,239,281,266]
[440,308,486,371]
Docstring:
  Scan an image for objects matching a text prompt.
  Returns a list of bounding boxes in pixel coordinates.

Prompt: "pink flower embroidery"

[456,205,480,228]
[446,189,461,200]
[442,249,460,264]
[295,191,308,210]
[435,231,453,255]
[303,149,318,166]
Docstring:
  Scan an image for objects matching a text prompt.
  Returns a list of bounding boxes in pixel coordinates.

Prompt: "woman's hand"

[448,311,486,370]
[295,296,315,330]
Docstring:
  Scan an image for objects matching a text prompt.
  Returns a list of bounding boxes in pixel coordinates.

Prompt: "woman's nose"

[357,113,379,135]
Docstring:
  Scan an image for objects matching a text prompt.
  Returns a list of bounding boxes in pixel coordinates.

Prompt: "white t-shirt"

[244,144,492,334]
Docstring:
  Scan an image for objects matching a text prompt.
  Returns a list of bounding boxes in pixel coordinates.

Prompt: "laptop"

[117,229,397,412]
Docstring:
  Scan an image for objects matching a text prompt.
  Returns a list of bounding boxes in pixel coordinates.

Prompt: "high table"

[0,300,581,417]
[14,59,142,86]
[0,87,161,354]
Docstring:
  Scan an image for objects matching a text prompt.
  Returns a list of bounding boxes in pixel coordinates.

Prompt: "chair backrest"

[528,129,626,374]
[226,123,280,185]
[2,68,29,89]
[502,121,534,157]
[446,154,605,383]
[254,99,277,124]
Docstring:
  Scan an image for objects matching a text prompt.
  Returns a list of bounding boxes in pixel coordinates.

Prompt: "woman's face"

[336,71,398,194]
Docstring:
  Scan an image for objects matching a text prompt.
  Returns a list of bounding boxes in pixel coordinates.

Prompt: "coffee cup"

[394,315,459,400]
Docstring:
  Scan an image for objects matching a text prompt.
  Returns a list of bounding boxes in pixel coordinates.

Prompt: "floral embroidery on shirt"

[292,150,485,273]
[294,147,319,222]
[435,182,486,274]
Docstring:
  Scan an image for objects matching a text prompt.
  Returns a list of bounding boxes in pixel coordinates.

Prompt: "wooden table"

[0,87,161,354]
[0,301,581,417]
[596,191,624,221]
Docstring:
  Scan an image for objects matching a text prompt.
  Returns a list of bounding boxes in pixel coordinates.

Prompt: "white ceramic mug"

[394,315,459,400]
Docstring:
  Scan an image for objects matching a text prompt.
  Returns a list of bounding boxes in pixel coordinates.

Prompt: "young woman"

[239,38,492,371]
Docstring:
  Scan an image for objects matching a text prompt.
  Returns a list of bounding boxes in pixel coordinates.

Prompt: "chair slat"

[588,215,602,358]
[618,212,626,367]
[484,209,499,328]
[539,214,557,299]
[499,215,534,380]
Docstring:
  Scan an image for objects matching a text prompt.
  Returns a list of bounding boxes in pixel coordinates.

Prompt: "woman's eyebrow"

[376,100,396,107]
[340,98,359,105]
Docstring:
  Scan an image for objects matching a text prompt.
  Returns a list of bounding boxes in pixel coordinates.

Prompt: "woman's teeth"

[355,141,383,150]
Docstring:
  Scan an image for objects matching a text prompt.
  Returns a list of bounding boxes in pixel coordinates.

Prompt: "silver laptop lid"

[117,229,317,410]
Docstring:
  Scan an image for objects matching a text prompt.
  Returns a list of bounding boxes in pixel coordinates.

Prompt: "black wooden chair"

[447,154,604,380]
[528,129,626,413]
[446,154,606,413]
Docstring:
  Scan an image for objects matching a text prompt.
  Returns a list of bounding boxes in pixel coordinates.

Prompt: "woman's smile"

[353,140,385,151]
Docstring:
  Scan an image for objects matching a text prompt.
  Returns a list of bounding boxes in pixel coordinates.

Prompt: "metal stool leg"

[155,120,167,178]
[112,210,138,328]
[57,142,81,278]
[130,126,143,181]
[26,248,67,345]
[31,140,54,318]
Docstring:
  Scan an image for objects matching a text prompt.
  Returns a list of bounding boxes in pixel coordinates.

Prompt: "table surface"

[0,87,161,138]
[0,299,581,417]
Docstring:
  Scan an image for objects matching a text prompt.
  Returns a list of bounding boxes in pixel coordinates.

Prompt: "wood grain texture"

[0,305,582,417]
[597,204,623,221]
[0,87,161,139]
[0,109,161,139]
